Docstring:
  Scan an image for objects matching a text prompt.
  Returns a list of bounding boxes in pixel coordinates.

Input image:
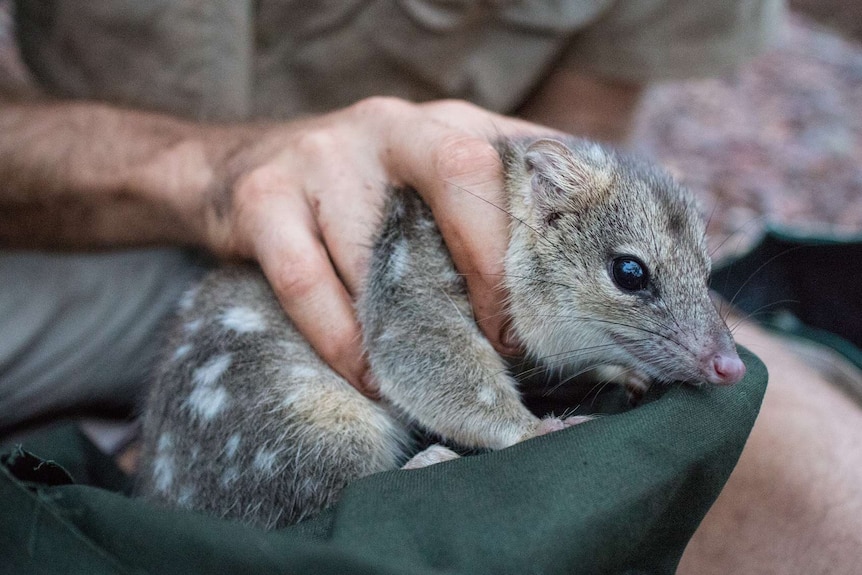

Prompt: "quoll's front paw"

[594,365,652,405]
[525,415,593,440]
[621,372,652,406]
[401,444,460,470]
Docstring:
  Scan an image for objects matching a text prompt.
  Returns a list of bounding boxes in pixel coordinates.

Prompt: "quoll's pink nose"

[708,353,746,386]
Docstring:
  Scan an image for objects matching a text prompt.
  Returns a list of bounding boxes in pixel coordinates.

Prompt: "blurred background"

[631,2,862,262]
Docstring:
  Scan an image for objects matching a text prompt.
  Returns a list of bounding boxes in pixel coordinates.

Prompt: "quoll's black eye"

[611,256,650,292]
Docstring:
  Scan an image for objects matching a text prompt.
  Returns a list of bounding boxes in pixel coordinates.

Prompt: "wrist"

[123,122,207,243]
[128,119,268,251]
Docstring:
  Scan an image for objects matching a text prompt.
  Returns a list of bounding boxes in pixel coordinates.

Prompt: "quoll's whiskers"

[725,299,800,332]
[547,361,616,401]
[507,342,623,387]
[725,245,805,310]
[706,212,769,262]
[521,312,697,360]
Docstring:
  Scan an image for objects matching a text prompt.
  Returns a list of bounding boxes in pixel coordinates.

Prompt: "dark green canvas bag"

[9,226,861,575]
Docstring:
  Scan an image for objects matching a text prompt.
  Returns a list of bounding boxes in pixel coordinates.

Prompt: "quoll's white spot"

[278,340,298,351]
[153,433,175,493]
[176,485,196,508]
[388,239,410,281]
[390,199,406,219]
[224,433,242,459]
[376,329,396,343]
[477,386,497,406]
[220,466,240,488]
[173,343,193,361]
[187,385,230,421]
[157,433,174,452]
[220,306,267,334]
[253,448,279,475]
[184,318,203,334]
[178,286,199,311]
[290,365,321,379]
[417,215,436,230]
[187,354,233,421]
[276,340,305,358]
[192,353,233,388]
[586,143,607,164]
[153,454,174,493]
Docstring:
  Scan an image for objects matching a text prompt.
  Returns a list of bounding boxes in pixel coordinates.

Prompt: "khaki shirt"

[14,0,783,121]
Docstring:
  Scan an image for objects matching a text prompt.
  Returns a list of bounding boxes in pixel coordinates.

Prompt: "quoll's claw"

[532,415,593,438]
[534,418,567,436]
[624,372,651,394]
[562,415,594,427]
[401,444,460,470]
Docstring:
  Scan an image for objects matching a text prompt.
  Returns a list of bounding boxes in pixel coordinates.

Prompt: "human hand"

[182,98,556,395]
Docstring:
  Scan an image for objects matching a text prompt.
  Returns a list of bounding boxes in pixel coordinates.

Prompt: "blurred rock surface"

[633,14,862,260]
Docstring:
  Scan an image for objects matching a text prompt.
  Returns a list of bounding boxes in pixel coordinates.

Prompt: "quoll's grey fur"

[138,137,745,529]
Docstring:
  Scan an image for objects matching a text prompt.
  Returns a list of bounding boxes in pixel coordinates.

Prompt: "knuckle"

[425,98,481,116]
[291,126,338,159]
[270,251,325,301]
[350,95,412,117]
[434,136,500,181]
[234,164,283,208]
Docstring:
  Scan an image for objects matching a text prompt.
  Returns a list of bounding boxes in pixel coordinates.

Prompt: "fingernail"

[498,320,523,356]
[360,370,381,400]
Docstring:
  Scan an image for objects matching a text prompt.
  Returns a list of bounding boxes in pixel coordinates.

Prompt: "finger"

[385,119,520,355]
[422,99,566,140]
[251,197,377,397]
[307,172,386,299]
[387,102,557,354]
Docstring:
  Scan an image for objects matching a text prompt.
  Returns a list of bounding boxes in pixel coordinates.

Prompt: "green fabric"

[1,348,766,575]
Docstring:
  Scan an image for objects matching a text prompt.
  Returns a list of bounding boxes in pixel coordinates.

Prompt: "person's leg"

[678,320,862,574]
[0,248,209,433]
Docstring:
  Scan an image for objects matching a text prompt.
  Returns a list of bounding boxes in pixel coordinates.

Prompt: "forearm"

[0,100,224,249]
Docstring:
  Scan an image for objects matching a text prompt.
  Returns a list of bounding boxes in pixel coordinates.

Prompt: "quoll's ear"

[524,138,611,211]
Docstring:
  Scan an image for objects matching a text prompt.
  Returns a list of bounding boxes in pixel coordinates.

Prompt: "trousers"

[0,249,208,431]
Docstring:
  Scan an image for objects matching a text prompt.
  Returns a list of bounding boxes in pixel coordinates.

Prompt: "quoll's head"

[503,137,745,386]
